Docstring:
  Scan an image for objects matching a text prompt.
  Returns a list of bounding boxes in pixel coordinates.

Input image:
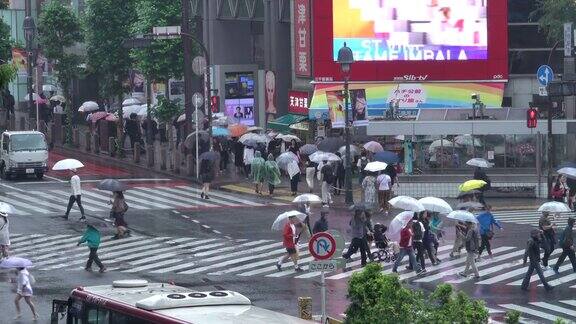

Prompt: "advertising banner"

[11,48,27,74]
[350,89,368,126]
[288,90,309,115]
[293,0,311,77]
[326,91,345,128]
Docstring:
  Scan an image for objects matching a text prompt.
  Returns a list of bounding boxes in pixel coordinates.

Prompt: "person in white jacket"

[13,267,38,320]
[0,212,9,259]
[243,146,255,177]
[64,168,85,221]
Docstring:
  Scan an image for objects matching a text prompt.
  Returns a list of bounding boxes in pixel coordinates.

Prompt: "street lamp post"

[338,43,354,206]
[23,15,36,130]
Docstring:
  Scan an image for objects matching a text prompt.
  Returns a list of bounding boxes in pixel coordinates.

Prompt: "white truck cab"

[0,131,48,180]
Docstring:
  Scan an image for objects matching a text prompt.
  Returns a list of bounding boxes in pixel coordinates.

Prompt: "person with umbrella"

[109,191,129,239]
[64,168,86,221]
[287,160,301,196]
[342,208,370,267]
[243,144,255,178]
[473,167,491,206]
[356,151,369,185]
[376,171,392,215]
[13,264,38,320]
[333,152,346,195]
[449,220,468,259]
[552,175,569,203]
[77,223,106,273]
[361,171,378,213]
[313,206,329,234]
[539,211,557,270]
[0,211,9,259]
[553,217,576,274]
[251,151,266,194]
[320,159,334,205]
[200,157,215,199]
[476,205,502,261]
[521,229,554,291]
[392,215,424,275]
[264,153,281,195]
[458,221,481,279]
[305,158,317,193]
[276,215,304,272]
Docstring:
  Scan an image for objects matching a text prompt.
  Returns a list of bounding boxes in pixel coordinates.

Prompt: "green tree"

[532,0,576,42]
[131,0,185,99]
[37,0,83,145]
[0,18,12,62]
[0,0,7,10]
[83,0,136,138]
[345,263,489,324]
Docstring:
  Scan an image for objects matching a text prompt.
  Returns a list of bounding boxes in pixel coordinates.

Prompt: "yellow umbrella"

[458,180,487,192]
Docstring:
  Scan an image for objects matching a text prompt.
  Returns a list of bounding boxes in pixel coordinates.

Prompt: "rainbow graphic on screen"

[333,0,488,61]
[308,82,504,120]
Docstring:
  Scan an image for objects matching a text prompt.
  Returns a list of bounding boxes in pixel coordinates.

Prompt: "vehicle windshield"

[10,134,47,151]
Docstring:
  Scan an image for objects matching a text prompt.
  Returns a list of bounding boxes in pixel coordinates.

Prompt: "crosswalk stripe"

[12,236,81,255]
[124,257,184,273]
[561,300,576,307]
[205,243,293,275]
[8,234,46,244]
[135,187,217,208]
[176,186,264,206]
[193,240,271,258]
[499,304,567,322]
[543,271,576,287]
[414,247,516,283]
[508,258,565,286]
[0,194,46,214]
[445,250,527,284]
[178,241,281,275]
[145,242,231,273]
[218,247,311,276]
[10,234,73,251]
[127,189,198,209]
[530,302,576,317]
[51,190,104,212]
[86,190,148,210]
[8,192,67,211]
[161,187,238,207]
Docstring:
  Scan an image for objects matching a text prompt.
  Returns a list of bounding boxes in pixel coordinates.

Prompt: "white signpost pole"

[321,270,326,324]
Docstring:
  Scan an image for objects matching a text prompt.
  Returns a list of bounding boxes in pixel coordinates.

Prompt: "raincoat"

[0,216,9,246]
[264,154,281,186]
[78,225,101,249]
[361,175,378,211]
[250,151,266,183]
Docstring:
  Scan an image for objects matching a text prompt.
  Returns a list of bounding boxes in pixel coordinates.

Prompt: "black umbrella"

[199,151,220,161]
[184,131,210,149]
[97,179,127,192]
[317,137,345,153]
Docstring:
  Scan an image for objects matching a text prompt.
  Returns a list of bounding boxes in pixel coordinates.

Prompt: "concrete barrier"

[159,144,167,170]
[133,145,140,163]
[19,117,25,131]
[108,137,115,156]
[146,144,154,167]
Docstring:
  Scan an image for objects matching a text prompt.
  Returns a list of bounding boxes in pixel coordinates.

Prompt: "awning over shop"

[268,114,308,133]
[308,82,505,121]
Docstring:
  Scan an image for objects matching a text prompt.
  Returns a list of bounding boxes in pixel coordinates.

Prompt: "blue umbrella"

[212,127,230,137]
[374,151,400,164]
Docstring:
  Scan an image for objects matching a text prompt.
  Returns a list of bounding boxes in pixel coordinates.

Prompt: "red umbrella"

[105,114,118,122]
[90,111,109,123]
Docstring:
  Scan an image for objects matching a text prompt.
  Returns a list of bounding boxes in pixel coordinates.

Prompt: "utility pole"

[181,0,194,135]
[24,0,34,130]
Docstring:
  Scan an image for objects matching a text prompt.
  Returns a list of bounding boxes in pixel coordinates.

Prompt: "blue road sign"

[537,65,554,86]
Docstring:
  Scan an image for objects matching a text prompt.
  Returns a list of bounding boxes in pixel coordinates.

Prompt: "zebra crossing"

[491,209,576,227]
[491,300,576,323]
[0,185,282,215]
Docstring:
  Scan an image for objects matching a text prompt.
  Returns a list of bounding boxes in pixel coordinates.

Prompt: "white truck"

[0,131,49,180]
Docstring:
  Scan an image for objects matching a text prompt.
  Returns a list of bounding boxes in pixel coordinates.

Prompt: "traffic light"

[210,95,219,113]
[527,108,538,128]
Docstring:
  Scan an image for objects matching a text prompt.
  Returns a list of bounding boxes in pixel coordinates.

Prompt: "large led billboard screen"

[313,0,508,82]
[333,0,488,61]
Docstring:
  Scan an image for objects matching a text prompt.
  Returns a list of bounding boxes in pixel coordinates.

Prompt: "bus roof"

[73,280,312,324]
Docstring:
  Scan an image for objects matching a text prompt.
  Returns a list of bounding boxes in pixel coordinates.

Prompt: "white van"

[0,131,49,180]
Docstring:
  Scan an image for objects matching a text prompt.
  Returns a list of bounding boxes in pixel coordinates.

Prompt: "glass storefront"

[380,134,568,172]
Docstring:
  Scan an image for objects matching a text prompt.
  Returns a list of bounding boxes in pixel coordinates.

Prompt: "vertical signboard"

[288,90,309,115]
[564,23,573,57]
[294,0,311,77]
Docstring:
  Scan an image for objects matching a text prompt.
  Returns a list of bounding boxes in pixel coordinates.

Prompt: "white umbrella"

[418,197,453,214]
[455,135,482,147]
[558,167,576,179]
[338,145,361,157]
[428,139,459,152]
[78,101,99,112]
[292,194,322,204]
[122,98,141,107]
[363,141,384,153]
[50,95,66,102]
[276,151,298,169]
[538,201,571,213]
[466,158,492,168]
[388,211,416,242]
[122,105,141,118]
[278,134,301,142]
[389,196,425,212]
[447,210,478,223]
[135,105,150,117]
[247,126,264,133]
[43,84,57,92]
[309,151,340,163]
[52,159,84,171]
[364,161,388,172]
[0,202,16,214]
[395,135,405,141]
[239,133,268,144]
[271,210,307,231]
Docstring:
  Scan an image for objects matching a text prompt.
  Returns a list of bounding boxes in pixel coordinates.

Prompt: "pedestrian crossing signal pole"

[338,43,355,206]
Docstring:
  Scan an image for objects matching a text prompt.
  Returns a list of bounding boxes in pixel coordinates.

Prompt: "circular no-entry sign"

[308,232,337,260]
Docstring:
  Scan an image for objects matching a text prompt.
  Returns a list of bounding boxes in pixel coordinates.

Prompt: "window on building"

[509,24,554,49]
[509,50,563,75]
[508,0,540,23]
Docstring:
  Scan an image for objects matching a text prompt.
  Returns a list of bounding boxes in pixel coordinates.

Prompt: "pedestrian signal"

[527,108,538,128]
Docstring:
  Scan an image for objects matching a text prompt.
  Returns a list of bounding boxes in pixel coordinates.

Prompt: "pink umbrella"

[90,111,109,123]
[105,114,118,122]
[363,141,384,153]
